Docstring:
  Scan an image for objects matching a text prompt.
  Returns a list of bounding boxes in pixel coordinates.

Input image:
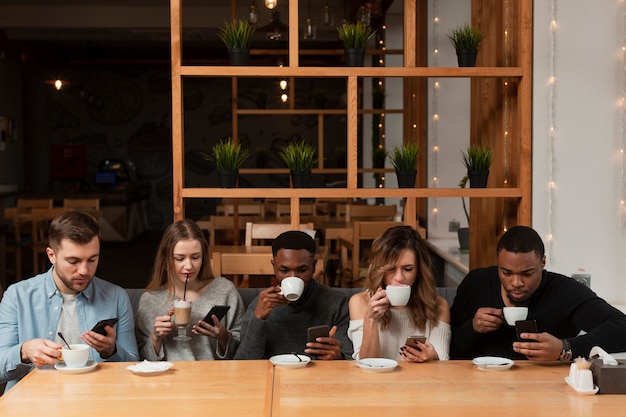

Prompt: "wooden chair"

[216,201,265,219]
[274,202,316,218]
[5,198,53,280]
[244,222,315,246]
[211,252,275,287]
[345,204,397,222]
[63,198,100,211]
[199,215,258,246]
[339,220,404,287]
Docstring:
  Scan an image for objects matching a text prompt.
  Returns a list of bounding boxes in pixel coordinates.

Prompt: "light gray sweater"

[135,277,245,361]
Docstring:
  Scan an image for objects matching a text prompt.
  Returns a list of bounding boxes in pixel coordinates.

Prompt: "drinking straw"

[183,276,188,300]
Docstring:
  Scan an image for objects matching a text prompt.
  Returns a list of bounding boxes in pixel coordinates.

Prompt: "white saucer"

[269,354,311,369]
[54,360,98,374]
[565,376,599,395]
[356,358,398,373]
[126,360,174,376]
[472,356,515,371]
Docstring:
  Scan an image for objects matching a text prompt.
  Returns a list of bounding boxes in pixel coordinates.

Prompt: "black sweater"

[450,266,626,360]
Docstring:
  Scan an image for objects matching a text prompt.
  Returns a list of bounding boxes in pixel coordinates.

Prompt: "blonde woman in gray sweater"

[135,220,244,361]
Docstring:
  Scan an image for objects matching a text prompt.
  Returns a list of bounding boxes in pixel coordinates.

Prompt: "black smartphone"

[307,325,330,343]
[91,318,119,336]
[515,319,538,342]
[405,335,427,350]
[202,305,231,325]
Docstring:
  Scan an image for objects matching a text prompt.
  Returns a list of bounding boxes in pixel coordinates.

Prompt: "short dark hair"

[48,211,100,250]
[271,230,316,256]
[497,225,545,258]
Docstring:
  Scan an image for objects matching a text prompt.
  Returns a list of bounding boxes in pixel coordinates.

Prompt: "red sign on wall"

[49,144,87,179]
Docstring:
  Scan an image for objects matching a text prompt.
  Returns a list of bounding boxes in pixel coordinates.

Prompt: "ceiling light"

[265,0,277,10]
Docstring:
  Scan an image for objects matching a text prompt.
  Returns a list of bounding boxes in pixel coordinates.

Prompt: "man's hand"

[513,332,563,361]
[254,286,289,320]
[82,325,117,359]
[305,325,342,360]
[20,338,63,367]
[472,307,504,334]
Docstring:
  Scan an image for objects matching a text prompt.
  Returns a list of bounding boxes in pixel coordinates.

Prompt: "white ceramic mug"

[62,344,90,368]
[281,277,305,301]
[385,284,411,307]
[502,306,528,326]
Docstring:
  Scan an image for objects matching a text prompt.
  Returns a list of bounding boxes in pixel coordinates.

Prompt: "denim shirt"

[0,268,139,392]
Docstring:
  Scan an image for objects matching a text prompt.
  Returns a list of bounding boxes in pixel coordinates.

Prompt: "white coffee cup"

[280,277,305,301]
[62,344,90,368]
[385,284,411,307]
[502,306,528,326]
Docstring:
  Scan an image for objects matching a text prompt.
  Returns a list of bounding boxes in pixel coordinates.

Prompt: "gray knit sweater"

[234,281,353,359]
[135,277,245,361]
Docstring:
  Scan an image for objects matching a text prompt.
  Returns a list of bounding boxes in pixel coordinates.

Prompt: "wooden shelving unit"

[169,0,533,269]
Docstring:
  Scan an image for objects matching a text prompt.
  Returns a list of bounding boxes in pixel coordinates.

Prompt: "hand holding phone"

[91,318,119,336]
[405,335,427,351]
[202,305,230,325]
[307,325,330,343]
[515,319,538,342]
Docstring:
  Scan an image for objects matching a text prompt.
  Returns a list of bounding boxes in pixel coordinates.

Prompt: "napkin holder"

[590,358,626,394]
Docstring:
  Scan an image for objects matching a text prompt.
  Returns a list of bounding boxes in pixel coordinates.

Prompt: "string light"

[621,0,626,229]
[430,0,440,227]
[502,0,510,233]
[547,0,558,262]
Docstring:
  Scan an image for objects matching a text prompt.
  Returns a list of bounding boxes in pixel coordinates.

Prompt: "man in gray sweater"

[234,231,353,360]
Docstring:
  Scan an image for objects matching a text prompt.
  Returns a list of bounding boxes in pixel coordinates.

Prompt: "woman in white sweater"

[348,226,450,362]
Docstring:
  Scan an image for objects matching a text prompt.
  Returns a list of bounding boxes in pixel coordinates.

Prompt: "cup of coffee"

[385,284,411,306]
[174,299,192,327]
[502,306,528,326]
[62,344,90,368]
[280,277,305,301]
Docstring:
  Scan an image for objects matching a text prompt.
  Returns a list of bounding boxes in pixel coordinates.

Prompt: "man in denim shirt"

[0,211,138,392]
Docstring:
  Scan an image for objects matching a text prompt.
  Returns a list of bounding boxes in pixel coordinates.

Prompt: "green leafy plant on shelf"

[217,18,256,49]
[278,139,318,172]
[446,22,485,51]
[388,143,419,171]
[461,143,494,172]
[337,22,376,49]
[204,137,250,171]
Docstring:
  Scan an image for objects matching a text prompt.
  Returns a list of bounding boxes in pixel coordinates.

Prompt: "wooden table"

[0,361,273,417]
[1,360,623,416]
[271,360,623,417]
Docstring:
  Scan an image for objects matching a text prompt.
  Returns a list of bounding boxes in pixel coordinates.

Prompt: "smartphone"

[202,305,231,325]
[307,325,330,343]
[405,335,427,350]
[91,318,119,336]
[515,319,538,342]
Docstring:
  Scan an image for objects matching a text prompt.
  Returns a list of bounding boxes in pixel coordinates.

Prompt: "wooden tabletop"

[271,360,623,417]
[0,361,272,417]
[1,360,622,417]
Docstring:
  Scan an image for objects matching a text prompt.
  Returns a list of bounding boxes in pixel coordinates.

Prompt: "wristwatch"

[559,339,573,362]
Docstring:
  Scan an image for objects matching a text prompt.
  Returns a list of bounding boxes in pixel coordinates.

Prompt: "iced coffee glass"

[173,299,192,341]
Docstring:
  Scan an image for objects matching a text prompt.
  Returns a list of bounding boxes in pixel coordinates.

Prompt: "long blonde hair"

[364,225,438,330]
[145,219,214,298]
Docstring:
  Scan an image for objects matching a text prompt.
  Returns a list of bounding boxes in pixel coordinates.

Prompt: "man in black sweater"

[234,231,352,360]
[450,226,626,361]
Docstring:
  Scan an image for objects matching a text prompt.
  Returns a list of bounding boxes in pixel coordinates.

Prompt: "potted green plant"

[278,139,318,188]
[217,18,256,65]
[337,22,376,67]
[205,137,250,188]
[388,142,419,188]
[446,22,485,67]
[462,143,493,188]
